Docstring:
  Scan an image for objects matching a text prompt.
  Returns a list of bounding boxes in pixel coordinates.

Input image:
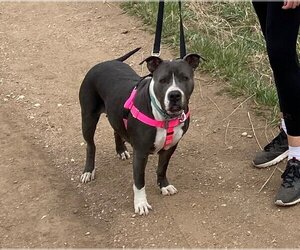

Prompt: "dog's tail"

[116,47,141,62]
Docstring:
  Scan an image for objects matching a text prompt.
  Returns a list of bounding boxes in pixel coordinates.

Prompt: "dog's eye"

[159,78,168,84]
[181,75,189,81]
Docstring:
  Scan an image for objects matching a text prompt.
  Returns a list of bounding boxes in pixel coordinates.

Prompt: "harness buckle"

[164,120,169,129]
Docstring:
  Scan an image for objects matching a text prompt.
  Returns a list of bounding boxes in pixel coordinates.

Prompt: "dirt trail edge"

[1,2,300,248]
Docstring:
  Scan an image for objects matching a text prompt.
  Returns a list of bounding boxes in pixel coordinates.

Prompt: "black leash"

[152,0,186,58]
[152,0,164,56]
[178,0,186,59]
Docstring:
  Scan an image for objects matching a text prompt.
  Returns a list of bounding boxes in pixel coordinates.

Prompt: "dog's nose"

[168,90,182,102]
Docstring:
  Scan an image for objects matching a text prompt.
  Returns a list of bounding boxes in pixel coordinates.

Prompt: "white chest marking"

[149,79,184,153]
[154,125,184,152]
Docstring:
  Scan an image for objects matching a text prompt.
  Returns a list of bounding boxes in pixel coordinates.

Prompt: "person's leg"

[252,1,268,37]
[252,2,288,168]
[263,2,300,206]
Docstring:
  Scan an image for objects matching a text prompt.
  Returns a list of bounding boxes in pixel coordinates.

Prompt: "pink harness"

[123,87,190,148]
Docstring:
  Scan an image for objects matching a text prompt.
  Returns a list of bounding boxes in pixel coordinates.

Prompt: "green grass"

[121,2,299,122]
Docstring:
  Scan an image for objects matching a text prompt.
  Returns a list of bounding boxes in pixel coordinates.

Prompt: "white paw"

[80,169,95,183]
[118,151,130,160]
[161,185,178,196]
[134,200,152,216]
[133,185,152,215]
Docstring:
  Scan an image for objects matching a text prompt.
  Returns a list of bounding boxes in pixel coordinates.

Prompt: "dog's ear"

[140,56,163,73]
[183,54,203,70]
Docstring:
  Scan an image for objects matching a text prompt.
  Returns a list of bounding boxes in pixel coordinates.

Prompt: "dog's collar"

[123,86,189,148]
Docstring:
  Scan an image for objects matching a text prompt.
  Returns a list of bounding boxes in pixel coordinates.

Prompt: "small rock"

[247,134,253,138]
[70,158,75,162]
[41,215,47,220]
[13,180,18,184]
[17,95,25,100]
[121,30,129,34]
[191,203,196,207]
[80,142,85,146]
[3,98,8,102]
[131,214,136,218]
[85,232,91,236]
[241,132,248,137]
[34,103,41,107]
[57,103,63,107]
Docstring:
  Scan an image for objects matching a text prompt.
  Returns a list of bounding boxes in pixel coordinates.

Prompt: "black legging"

[252,1,300,136]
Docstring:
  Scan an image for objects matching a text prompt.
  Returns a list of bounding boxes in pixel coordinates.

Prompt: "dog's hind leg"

[114,131,130,160]
[79,84,104,183]
[157,144,178,196]
[80,111,100,183]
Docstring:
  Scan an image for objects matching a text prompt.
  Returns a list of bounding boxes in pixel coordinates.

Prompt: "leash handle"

[152,0,164,56]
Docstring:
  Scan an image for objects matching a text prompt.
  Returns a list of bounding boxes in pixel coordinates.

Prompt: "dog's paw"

[80,169,95,183]
[161,185,178,196]
[133,185,152,215]
[134,201,152,216]
[118,150,130,160]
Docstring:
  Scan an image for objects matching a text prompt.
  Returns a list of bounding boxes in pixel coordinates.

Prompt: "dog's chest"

[153,124,184,153]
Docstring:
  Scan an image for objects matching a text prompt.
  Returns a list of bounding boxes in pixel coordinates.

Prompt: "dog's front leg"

[132,150,152,215]
[157,144,178,196]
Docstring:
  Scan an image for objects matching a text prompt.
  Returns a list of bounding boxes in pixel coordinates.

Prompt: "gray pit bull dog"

[79,48,201,215]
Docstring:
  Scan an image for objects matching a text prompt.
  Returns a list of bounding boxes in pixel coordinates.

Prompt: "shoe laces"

[264,129,287,152]
[281,158,300,188]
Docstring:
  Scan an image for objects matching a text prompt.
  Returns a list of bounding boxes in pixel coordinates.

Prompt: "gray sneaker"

[275,158,300,206]
[253,129,288,168]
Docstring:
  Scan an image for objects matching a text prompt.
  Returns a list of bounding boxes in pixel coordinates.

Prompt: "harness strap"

[124,87,137,110]
[130,104,189,129]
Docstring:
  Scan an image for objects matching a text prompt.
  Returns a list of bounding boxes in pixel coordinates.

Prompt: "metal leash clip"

[179,112,187,123]
[151,51,161,57]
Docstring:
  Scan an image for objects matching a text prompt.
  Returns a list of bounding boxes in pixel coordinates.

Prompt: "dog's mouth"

[166,105,184,117]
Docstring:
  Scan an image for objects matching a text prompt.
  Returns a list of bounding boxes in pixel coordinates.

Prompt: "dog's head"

[141,54,201,117]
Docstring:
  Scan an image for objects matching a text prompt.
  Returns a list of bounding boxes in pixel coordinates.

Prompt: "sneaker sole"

[275,197,300,206]
[252,150,288,168]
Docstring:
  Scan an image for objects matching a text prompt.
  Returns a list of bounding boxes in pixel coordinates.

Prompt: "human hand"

[282,0,300,9]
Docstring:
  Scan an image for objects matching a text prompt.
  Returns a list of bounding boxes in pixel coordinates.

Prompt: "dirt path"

[1,2,300,248]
